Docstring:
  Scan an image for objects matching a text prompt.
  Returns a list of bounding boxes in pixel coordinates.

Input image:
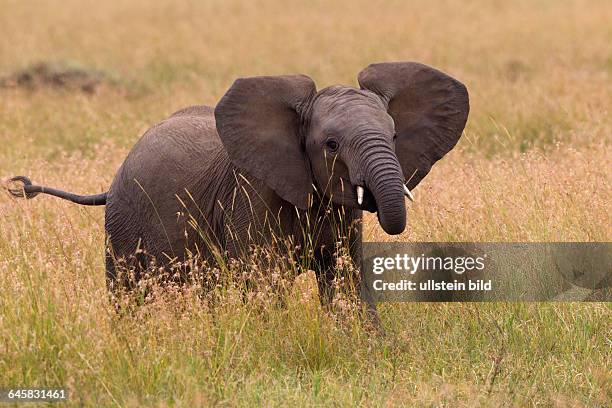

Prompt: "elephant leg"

[315,261,337,307]
[314,248,383,334]
[358,271,382,331]
[347,215,383,333]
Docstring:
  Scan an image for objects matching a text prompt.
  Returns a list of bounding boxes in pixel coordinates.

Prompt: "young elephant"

[6,62,469,320]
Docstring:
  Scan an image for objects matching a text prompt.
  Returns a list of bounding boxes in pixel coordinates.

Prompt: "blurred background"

[2,0,610,154]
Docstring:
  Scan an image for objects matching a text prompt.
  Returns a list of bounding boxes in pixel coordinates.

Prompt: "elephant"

[6,62,469,322]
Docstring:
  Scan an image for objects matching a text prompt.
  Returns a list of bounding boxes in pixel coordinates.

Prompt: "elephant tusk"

[404,185,414,202]
[356,186,364,205]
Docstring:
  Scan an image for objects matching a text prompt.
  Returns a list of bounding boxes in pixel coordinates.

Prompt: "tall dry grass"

[0,0,611,406]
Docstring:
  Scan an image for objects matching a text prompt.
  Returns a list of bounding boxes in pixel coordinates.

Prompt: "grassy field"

[1,0,611,406]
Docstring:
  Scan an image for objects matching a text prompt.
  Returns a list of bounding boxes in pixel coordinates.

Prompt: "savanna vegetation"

[0,0,610,406]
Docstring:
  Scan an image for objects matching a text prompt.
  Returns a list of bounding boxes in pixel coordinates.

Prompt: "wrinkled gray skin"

[12,62,469,323]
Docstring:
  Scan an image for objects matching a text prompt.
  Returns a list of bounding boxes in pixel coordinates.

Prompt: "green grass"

[0,0,611,406]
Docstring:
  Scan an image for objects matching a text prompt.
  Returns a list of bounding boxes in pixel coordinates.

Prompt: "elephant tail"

[3,176,107,206]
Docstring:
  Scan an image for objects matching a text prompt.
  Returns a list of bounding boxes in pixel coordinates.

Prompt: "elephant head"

[214,62,469,235]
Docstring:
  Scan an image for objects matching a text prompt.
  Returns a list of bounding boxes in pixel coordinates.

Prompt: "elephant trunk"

[363,145,406,235]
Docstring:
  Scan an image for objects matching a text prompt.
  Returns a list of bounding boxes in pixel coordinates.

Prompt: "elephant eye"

[325,139,339,152]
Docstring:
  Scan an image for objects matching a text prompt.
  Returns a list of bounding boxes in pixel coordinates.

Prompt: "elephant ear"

[215,75,316,209]
[358,62,469,190]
